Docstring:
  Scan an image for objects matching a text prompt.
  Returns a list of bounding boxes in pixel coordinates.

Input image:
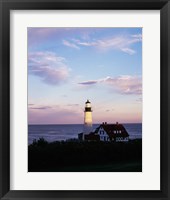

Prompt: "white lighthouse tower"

[84,99,93,135]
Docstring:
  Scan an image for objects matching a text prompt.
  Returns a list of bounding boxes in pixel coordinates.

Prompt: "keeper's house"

[78,122,129,142]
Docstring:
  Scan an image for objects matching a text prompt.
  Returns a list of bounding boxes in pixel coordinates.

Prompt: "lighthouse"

[84,99,93,135]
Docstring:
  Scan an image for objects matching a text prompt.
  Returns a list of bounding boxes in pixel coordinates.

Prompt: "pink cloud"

[28,51,70,85]
[103,76,142,95]
[29,106,52,110]
[63,40,80,50]
[63,34,142,55]
[78,75,142,95]
[28,27,98,47]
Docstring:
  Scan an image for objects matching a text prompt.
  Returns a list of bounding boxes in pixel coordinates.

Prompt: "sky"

[28,27,142,124]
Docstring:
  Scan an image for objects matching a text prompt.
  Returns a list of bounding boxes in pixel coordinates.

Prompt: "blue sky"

[28,28,142,124]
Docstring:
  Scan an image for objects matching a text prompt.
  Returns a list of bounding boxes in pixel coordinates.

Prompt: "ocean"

[28,123,142,144]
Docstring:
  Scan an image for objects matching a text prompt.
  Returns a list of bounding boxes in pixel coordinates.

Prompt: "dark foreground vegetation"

[28,138,142,172]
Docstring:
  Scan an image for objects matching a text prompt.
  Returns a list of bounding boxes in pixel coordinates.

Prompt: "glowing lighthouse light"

[84,99,93,134]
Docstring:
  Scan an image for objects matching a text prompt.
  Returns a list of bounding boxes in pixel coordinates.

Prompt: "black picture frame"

[0,0,169,199]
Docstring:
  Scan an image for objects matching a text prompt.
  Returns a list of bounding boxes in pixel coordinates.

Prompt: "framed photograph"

[0,0,169,199]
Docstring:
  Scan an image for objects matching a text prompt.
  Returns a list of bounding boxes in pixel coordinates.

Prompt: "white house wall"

[98,127,110,141]
[97,127,129,142]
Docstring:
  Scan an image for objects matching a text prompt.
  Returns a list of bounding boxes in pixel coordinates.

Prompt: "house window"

[100,130,104,135]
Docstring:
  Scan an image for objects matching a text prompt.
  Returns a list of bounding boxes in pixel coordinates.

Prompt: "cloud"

[28,28,99,48]
[63,34,142,55]
[28,51,70,85]
[77,75,142,95]
[28,28,141,55]
[76,41,95,47]
[67,104,79,107]
[78,80,98,85]
[103,76,142,95]
[28,28,74,46]
[63,40,80,49]
[29,106,52,110]
[121,48,136,55]
[131,34,142,39]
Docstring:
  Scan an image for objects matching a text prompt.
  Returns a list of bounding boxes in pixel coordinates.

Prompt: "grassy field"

[28,138,142,172]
